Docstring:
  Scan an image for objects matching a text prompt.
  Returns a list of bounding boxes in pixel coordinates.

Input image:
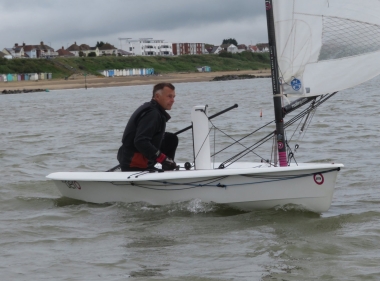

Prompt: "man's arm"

[134,110,162,160]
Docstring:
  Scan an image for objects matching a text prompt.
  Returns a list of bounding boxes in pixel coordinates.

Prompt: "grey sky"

[0,0,268,50]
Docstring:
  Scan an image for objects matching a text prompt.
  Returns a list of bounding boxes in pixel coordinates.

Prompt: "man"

[117,83,178,172]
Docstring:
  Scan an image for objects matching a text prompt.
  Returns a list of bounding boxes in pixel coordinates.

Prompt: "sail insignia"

[319,16,380,61]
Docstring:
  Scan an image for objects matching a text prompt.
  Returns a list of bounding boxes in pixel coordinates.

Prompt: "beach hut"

[12,74,17,81]
[199,66,211,72]
[3,74,7,82]
[7,74,13,82]
[129,69,133,76]
[39,73,45,80]
[25,74,29,81]
[21,74,25,81]
[122,69,127,76]
[99,70,107,77]
[146,68,154,75]
[140,69,144,75]
[108,70,114,77]
[44,73,48,79]
[0,75,3,82]
[48,73,52,79]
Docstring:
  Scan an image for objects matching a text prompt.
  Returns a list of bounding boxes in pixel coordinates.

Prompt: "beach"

[0,69,270,91]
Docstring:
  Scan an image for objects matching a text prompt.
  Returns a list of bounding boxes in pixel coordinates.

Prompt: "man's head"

[152,83,176,110]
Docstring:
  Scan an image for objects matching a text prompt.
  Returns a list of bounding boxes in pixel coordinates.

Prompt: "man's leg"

[160,132,178,160]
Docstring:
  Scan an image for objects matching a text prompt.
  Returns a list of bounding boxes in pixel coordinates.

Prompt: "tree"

[88,52,96,57]
[79,51,85,57]
[222,38,238,46]
[96,41,105,48]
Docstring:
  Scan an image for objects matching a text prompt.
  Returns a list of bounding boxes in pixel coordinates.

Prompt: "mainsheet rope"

[110,168,340,191]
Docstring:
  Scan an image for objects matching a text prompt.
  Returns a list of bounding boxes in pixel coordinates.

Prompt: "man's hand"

[161,157,177,170]
[156,153,177,170]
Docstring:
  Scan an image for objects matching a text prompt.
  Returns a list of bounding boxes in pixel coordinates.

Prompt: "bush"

[88,52,96,57]
[218,51,233,58]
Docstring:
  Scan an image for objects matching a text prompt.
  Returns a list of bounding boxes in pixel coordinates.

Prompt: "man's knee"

[164,132,178,147]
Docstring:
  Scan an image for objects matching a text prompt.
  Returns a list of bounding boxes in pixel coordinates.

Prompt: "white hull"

[47,162,343,213]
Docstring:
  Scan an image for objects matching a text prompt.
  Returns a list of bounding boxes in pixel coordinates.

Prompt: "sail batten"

[273,0,380,97]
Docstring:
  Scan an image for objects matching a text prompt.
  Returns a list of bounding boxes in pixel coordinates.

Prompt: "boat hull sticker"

[62,180,82,190]
[313,174,324,185]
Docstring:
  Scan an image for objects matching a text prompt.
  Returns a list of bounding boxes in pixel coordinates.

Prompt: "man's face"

[154,87,176,110]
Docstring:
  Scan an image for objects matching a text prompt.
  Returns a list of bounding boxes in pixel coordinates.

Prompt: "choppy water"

[1,78,380,280]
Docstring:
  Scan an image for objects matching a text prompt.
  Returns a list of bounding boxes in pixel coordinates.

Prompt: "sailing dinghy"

[47,0,380,212]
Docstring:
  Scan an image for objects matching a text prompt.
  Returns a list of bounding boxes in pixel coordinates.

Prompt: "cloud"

[0,0,267,50]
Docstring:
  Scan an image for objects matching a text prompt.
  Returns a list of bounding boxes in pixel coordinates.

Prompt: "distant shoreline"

[0,70,271,93]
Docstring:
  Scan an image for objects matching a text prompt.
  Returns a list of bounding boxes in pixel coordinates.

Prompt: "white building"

[220,44,238,53]
[125,39,173,56]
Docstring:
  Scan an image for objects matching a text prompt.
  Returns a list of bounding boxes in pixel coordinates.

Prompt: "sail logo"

[313,174,324,185]
[265,1,272,10]
[278,142,284,150]
[291,78,302,91]
[62,180,82,190]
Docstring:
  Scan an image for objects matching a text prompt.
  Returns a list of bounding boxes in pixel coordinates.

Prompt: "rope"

[208,119,268,162]
[110,168,340,191]
[218,92,338,168]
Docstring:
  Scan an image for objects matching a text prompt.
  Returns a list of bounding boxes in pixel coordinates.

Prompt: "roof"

[67,43,80,51]
[57,49,75,56]
[249,45,258,52]
[237,44,247,49]
[210,46,221,54]
[117,49,132,55]
[99,43,117,50]
[23,46,36,52]
[14,47,23,53]
[79,44,90,50]
[19,44,54,51]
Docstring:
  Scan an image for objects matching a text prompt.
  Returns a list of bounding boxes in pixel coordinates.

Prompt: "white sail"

[273,0,380,96]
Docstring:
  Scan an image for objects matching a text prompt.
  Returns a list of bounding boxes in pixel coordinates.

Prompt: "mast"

[265,0,287,167]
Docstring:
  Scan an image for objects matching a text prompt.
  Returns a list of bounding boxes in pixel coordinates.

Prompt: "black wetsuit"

[117,100,177,171]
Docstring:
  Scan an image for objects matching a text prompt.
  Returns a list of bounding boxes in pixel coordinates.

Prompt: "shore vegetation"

[0,52,269,79]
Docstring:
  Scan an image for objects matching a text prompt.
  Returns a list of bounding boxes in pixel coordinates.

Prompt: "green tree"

[222,38,238,46]
[88,52,96,57]
[79,51,85,57]
[96,41,105,48]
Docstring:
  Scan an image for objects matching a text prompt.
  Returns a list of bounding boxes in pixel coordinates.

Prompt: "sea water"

[1,78,379,280]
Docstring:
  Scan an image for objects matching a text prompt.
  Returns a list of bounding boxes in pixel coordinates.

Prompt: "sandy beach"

[1,70,270,91]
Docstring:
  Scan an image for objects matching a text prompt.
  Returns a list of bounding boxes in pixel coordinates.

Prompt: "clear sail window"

[319,16,380,61]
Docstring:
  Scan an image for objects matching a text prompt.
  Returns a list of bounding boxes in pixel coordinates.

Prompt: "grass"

[0,52,270,79]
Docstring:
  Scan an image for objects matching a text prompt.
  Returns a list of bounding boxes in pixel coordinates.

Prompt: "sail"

[273,0,380,96]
